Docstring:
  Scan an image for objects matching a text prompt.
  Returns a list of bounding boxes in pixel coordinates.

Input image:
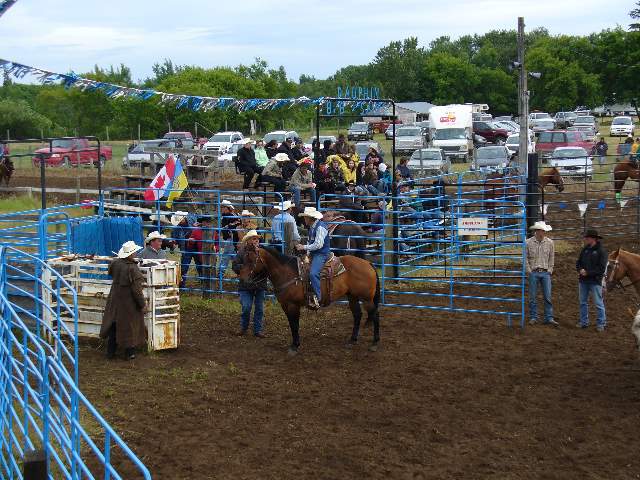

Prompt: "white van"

[610,116,634,137]
[429,104,473,163]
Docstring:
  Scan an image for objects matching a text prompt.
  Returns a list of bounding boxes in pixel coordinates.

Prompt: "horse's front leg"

[284,304,301,355]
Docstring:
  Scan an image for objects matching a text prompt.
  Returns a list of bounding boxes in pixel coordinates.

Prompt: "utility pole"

[517,16,528,176]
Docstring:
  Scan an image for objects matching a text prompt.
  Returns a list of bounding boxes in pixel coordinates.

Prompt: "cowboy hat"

[241,229,262,242]
[274,200,293,211]
[274,153,290,162]
[221,199,235,209]
[299,206,323,220]
[170,211,189,226]
[116,240,143,259]
[583,229,603,239]
[297,157,313,166]
[240,210,255,217]
[529,221,552,232]
[145,230,166,243]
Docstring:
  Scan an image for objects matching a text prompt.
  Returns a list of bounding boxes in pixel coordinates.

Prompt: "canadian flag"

[144,156,176,202]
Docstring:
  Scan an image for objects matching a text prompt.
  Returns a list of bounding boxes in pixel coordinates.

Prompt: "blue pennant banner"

[0,0,17,19]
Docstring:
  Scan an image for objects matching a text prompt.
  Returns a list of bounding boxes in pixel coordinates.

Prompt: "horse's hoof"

[287,347,299,357]
[368,343,379,352]
[346,341,356,349]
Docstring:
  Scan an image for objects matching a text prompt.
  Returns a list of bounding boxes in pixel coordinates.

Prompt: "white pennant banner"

[578,203,588,217]
[620,200,629,209]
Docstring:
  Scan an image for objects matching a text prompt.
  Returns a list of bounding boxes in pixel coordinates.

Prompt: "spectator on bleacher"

[339,182,366,224]
[368,200,387,233]
[254,140,270,169]
[335,134,349,155]
[290,157,317,207]
[396,157,413,183]
[261,153,288,191]
[271,200,300,248]
[347,144,361,163]
[376,163,393,194]
[292,139,306,161]
[139,231,167,260]
[343,158,358,185]
[365,147,382,165]
[328,157,346,192]
[362,163,381,195]
[315,162,335,195]
[356,162,367,192]
[265,140,278,159]
[319,139,334,163]
[238,210,257,242]
[277,137,295,160]
[237,139,262,189]
[219,200,241,278]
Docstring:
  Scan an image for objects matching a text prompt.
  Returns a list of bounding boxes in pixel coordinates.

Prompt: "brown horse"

[605,248,640,351]
[237,245,380,355]
[538,167,564,192]
[613,160,640,198]
[0,157,14,186]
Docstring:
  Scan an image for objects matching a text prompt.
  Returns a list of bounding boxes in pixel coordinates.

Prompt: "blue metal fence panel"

[71,216,143,256]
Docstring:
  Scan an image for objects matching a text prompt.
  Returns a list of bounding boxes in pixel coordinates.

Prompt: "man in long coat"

[100,241,147,360]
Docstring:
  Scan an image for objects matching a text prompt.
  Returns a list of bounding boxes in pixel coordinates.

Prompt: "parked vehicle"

[494,115,513,122]
[394,126,427,155]
[554,112,578,129]
[384,124,396,140]
[494,121,519,133]
[569,115,598,141]
[219,141,249,168]
[574,107,591,116]
[355,141,385,160]
[472,121,510,144]
[535,130,595,162]
[610,116,635,137]
[505,133,535,157]
[473,134,488,149]
[370,119,401,134]
[347,122,374,141]
[429,104,474,162]
[529,112,553,129]
[163,131,195,149]
[123,139,178,169]
[408,148,450,176]
[202,131,244,155]
[33,138,112,168]
[531,119,556,135]
[472,145,511,172]
[550,146,593,179]
[263,130,299,145]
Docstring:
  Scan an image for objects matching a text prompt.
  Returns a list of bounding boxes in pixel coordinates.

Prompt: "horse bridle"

[606,259,640,291]
[245,247,264,279]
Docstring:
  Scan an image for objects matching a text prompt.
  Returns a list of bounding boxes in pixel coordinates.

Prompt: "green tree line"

[1,26,639,140]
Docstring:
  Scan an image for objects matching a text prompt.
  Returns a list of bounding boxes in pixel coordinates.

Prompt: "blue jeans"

[180,251,202,287]
[218,240,235,277]
[528,271,553,322]
[579,281,606,328]
[310,253,330,299]
[375,180,389,194]
[289,186,317,206]
[239,289,265,334]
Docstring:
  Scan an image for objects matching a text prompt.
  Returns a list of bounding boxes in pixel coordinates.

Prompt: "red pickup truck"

[535,130,595,162]
[32,139,113,167]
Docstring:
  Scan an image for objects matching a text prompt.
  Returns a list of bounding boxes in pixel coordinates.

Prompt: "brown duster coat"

[100,258,147,348]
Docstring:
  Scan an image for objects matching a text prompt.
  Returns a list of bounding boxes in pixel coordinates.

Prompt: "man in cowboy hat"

[526,221,557,326]
[232,230,267,337]
[219,199,241,278]
[237,138,262,189]
[295,207,329,309]
[271,200,300,249]
[289,157,316,207]
[261,153,288,191]
[576,229,608,331]
[100,241,147,360]
[171,211,202,289]
[140,231,167,260]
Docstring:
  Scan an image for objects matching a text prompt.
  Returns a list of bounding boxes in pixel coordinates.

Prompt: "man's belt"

[533,268,547,272]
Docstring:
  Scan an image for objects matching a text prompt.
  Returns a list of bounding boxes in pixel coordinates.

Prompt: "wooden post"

[23,449,47,479]
[75,177,81,204]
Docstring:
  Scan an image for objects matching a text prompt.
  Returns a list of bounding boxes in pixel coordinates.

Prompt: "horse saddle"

[298,253,346,308]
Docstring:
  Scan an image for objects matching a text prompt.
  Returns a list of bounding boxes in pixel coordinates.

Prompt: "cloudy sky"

[0,0,633,83]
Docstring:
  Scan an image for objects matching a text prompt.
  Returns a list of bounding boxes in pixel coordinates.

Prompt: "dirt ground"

[76,242,640,480]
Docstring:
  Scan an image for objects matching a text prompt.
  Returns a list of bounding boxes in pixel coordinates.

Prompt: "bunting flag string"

[0,58,384,114]
[0,0,17,19]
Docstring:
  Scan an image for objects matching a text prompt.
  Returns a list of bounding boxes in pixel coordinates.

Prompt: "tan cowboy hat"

[221,199,235,210]
[240,209,255,217]
[274,200,293,211]
[241,229,262,242]
[274,153,290,162]
[170,211,189,226]
[116,240,143,259]
[299,206,323,220]
[529,221,552,232]
[145,230,166,243]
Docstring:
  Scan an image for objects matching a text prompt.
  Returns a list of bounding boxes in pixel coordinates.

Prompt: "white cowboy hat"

[274,200,293,211]
[240,210,255,217]
[529,221,552,232]
[145,230,166,243]
[221,199,235,210]
[241,229,262,242]
[170,211,189,226]
[299,206,323,220]
[116,240,143,259]
[274,153,290,162]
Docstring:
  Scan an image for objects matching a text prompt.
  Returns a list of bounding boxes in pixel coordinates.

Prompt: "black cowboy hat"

[197,216,212,224]
[583,229,602,239]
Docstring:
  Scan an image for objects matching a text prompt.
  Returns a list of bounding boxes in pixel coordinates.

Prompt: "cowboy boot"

[307,293,320,310]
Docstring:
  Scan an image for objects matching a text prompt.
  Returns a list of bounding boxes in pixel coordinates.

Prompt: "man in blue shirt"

[271,200,300,249]
[296,207,330,309]
[170,211,200,288]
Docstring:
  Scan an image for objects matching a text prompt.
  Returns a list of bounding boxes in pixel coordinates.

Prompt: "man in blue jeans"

[525,221,557,326]
[576,229,608,331]
[296,207,330,310]
[231,230,267,337]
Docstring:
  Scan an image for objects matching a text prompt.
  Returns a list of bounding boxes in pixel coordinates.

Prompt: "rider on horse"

[296,206,330,310]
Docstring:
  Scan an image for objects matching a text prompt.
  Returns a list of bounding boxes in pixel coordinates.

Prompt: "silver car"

[473,145,511,172]
[551,147,593,179]
[408,148,450,176]
[394,126,426,155]
[569,115,598,141]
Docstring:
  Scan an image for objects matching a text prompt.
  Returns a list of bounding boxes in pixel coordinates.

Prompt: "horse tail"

[373,267,380,309]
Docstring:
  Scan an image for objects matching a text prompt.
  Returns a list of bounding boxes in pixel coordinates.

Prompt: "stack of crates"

[42,255,180,351]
